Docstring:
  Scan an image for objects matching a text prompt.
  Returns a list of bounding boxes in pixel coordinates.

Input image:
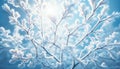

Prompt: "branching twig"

[72,43,120,69]
[33,39,60,63]
[75,20,101,46]
[41,46,60,62]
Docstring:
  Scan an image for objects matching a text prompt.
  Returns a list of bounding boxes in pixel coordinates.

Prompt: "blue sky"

[0,0,120,69]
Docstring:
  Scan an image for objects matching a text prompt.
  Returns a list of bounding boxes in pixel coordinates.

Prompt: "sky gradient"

[0,0,120,69]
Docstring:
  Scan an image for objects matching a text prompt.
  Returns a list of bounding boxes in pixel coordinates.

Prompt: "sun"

[42,1,63,18]
[44,3,57,16]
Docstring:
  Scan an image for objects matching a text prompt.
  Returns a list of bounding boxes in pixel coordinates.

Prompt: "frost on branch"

[1,0,120,69]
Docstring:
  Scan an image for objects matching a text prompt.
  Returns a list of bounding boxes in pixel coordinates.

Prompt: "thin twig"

[75,20,101,46]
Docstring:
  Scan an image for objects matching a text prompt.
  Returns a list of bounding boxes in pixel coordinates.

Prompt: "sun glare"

[43,2,59,17]
[44,3,57,16]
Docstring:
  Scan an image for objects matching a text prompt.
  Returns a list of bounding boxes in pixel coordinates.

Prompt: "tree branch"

[72,43,120,69]
[75,20,101,46]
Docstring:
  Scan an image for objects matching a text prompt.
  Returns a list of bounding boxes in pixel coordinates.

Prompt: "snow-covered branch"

[0,0,120,69]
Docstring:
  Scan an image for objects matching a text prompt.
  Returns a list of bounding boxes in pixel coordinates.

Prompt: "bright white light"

[42,1,62,18]
[44,3,56,16]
